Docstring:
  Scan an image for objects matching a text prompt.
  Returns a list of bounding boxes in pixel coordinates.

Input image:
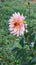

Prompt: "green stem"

[28,2,30,25]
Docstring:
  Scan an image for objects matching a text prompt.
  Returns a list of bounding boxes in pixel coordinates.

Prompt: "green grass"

[0,0,36,65]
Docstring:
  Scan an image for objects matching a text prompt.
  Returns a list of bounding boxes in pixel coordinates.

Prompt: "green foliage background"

[0,0,36,65]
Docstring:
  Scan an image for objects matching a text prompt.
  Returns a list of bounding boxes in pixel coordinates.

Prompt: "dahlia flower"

[9,12,27,37]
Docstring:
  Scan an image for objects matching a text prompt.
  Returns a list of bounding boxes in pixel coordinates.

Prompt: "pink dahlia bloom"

[9,12,27,37]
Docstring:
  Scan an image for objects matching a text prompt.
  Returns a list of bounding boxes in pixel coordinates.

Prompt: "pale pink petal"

[26,29,28,32]
[21,14,26,20]
[16,29,19,37]
[24,24,27,28]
